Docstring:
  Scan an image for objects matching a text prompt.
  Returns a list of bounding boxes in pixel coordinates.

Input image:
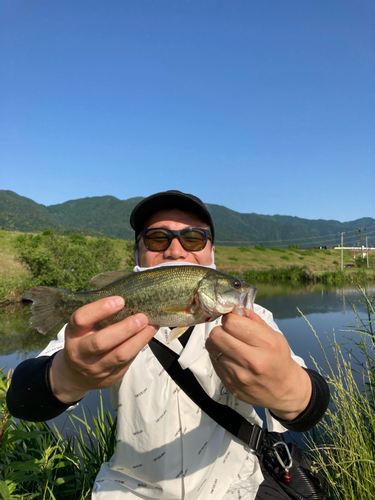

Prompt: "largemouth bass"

[23,265,257,342]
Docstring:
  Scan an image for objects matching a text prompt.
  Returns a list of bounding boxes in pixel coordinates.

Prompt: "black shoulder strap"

[149,337,266,454]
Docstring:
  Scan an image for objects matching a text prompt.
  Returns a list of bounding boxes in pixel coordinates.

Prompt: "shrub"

[355,256,367,268]
[16,231,121,290]
[302,250,315,256]
[241,266,309,283]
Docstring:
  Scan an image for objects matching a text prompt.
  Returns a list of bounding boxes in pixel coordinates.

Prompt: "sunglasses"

[137,227,212,252]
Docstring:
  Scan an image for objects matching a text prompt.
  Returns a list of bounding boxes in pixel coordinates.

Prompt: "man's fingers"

[206,310,287,370]
[111,323,158,364]
[67,296,125,336]
[79,314,156,357]
[224,309,269,328]
[65,296,158,357]
[245,310,270,326]
[218,311,276,345]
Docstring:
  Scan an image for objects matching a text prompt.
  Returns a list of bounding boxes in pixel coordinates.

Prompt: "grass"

[0,369,116,499]
[303,285,375,499]
[0,231,32,303]
[0,231,30,281]
[214,244,374,275]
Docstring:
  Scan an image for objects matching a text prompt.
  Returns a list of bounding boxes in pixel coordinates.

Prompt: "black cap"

[130,190,215,242]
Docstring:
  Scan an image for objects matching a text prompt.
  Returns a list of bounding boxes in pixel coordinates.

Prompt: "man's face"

[137,208,214,268]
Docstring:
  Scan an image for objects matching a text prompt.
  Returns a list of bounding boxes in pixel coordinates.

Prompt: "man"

[7,190,329,500]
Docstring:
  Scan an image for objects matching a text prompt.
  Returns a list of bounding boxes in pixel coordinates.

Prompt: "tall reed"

[303,286,375,500]
[0,371,116,500]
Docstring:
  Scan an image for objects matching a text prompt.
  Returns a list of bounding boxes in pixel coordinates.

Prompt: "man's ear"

[134,246,140,266]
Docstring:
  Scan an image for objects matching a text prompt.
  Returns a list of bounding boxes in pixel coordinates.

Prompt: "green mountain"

[46,195,144,240]
[0,191,110,238]
[1,190,373,248]
[0,191,63,233]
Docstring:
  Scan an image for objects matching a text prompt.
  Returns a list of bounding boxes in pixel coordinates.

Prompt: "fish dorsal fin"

[89,271,134,288]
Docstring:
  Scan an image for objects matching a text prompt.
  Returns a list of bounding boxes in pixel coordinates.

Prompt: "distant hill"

[1,190,374,248]
[0,190,63,233]
[46,195,144,240]
[0,191,111,239]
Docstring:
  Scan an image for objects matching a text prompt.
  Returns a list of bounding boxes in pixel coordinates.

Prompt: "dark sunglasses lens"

[180,229,207,250]
[144,230,171,251]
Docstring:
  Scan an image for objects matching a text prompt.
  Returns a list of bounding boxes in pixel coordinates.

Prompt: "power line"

[215,224,375,246]
[215,233,375,247]
[215,232,375,246]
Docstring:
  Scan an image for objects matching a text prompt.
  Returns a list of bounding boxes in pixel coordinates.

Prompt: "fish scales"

[96,266,209,327]
[23,265,257,336]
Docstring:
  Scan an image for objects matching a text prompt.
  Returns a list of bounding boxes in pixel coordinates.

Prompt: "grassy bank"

[0,229,374,301]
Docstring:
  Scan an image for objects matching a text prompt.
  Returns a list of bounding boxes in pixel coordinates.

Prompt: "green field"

[214,244,358,272]
[0,229,374,302]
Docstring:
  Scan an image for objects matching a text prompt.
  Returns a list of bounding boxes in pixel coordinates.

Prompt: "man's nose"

[164,236,188,258]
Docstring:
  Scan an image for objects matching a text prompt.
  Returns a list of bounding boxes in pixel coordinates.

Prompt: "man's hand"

[50,297,158,404]
[205,311,312,421]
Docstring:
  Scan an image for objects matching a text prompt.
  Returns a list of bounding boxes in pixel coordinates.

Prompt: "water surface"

[1,283,373,439]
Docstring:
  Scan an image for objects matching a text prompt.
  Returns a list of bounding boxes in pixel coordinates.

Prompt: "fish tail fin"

[23,286,71,334]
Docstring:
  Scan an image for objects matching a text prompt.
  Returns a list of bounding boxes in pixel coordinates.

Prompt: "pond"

[1,282,374,442]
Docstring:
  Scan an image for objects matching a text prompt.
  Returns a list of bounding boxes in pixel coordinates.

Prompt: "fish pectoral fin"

[89,271,133,288]
[163,305,190,314]
[166,326,189,344]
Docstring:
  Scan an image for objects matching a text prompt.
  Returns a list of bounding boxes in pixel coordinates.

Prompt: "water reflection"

[0,283,372,370]
[255,284,374,374]
[256,283,372,319]
[0,302,63,367]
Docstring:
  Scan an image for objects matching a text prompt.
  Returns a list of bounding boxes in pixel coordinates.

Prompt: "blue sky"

[1,0,374,222]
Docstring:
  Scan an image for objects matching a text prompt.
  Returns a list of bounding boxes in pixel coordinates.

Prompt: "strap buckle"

[249,425,266,454]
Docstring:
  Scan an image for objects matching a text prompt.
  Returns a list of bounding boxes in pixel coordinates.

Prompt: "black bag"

[149,337,331,500]
[260,432,330,500]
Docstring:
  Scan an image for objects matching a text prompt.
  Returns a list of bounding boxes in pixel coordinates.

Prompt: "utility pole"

[340,232,344,271]
[366,236,369,268]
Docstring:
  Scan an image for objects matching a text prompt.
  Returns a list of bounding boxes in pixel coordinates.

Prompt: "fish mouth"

[239,291,249,307]
[229,286,258,317]
[213,286,258,315]
[241,286,258,309]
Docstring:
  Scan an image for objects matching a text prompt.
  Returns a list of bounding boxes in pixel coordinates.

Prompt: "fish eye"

[232,280,241,289]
